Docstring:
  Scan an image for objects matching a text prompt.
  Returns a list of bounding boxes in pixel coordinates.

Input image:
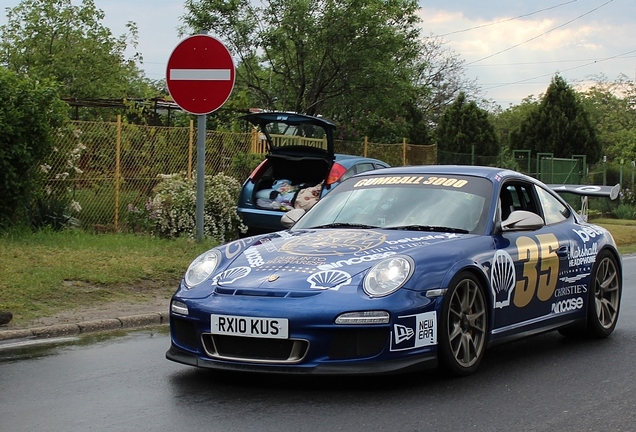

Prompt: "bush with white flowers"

[144,173,247,242]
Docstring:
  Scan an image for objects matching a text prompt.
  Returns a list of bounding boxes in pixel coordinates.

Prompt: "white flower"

[40,164,51,173]
[70,200,82,213]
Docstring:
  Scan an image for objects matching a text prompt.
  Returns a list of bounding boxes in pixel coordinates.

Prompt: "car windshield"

[264,121,329,151]
[293,174,493,234]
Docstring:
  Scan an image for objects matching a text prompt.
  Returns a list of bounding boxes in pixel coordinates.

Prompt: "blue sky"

[2,0,634,107]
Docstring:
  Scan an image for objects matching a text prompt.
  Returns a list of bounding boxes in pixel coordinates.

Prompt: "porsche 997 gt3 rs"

[167,165,622,376]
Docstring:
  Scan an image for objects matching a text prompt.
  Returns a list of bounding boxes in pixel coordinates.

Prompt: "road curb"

[0,311,170,342]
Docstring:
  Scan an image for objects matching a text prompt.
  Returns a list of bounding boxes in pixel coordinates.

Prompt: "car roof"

[334,154,388,165]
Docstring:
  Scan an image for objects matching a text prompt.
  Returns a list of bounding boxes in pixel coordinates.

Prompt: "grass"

[0,228,217,324]
[0,219,634,326]
[594,218,636,254]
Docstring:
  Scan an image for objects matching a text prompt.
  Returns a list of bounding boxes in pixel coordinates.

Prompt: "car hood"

[210,229,472,293]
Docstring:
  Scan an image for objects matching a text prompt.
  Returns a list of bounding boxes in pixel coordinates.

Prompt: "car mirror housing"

[281,208,306,228]
[501,210,545,231]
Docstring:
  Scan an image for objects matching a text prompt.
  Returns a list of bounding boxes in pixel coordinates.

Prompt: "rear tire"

[586,250,621,338]
[438,272,488,377]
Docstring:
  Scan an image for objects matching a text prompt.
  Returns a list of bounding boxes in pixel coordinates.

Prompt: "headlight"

[363,256,413,297]
[184,250,221,288]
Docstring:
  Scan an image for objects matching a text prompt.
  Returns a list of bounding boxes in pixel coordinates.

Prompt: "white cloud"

[2,0,633,106]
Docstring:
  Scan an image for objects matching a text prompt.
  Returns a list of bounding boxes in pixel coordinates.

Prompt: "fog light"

[335,311,390,324]
[171,300,189,316]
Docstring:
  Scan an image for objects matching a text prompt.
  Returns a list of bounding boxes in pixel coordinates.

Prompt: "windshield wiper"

[384,225,469,234]
[311,222,378,229]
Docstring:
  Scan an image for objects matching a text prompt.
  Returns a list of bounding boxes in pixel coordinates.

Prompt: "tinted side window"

[500,182,539,220]
[536,186,570,224]
[340,163,375,182]
[355,163,375,174]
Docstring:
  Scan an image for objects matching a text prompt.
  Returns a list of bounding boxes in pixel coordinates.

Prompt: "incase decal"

[551,297,584,314]
[317,251,396,270]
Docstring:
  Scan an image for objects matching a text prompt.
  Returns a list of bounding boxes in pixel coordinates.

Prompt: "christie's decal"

[390,311,437,351]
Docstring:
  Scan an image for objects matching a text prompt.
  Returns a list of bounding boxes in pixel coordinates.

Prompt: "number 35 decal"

[514,233,559,307]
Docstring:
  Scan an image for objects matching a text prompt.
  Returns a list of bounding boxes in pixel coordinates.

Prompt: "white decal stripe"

[169,69,231,81]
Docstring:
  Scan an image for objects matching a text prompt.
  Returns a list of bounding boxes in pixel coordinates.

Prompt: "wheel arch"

[441,260,493,337]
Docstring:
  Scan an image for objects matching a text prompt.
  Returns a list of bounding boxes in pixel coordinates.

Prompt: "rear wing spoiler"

[548,184,621,221]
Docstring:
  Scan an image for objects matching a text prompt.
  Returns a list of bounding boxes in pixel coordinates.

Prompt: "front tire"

[586,250,621,338]
[438,272,488,377]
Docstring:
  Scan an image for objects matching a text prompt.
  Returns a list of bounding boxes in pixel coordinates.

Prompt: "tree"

[180,0,473,142]
[492,95,540,152]
[510,75,601,163]
[182,0,421,115]
[0,0,150,101]
[580,75,636,162]
[0,68,68,227]
[435,92,498,162]
[413,35,480,126]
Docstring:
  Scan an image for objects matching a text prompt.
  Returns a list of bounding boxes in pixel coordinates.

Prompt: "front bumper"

[166,344,437,375]
[166,288,441,375]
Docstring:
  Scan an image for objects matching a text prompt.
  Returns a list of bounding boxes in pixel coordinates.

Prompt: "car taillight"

[326,163,347,185]
[248,159,268,181]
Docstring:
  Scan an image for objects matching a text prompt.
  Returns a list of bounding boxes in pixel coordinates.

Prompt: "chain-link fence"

[47,117,605,232]
[44,117,439,232]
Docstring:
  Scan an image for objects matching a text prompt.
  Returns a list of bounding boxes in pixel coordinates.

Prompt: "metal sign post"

[166,35,235,241]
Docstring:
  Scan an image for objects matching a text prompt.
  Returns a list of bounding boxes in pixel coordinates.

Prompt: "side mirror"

[281,208,306,228]
[501,210,545,231]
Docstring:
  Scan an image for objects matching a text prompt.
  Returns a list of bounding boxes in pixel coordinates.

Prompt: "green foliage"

[31,128,87,230]
[580,75,636,163]
[613,204,634,220]
[183,0,421,114]
[0,0,147,100]
[492,96,540,152]
[510,75,601,164]
[227,152,263,181]
[436,92,498,157]
[0,68,69,228]
[181,0,471,139]
[139,173,247,242]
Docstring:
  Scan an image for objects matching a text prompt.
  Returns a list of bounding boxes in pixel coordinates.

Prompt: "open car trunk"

[242,112,337,212]
[253,153,332,211]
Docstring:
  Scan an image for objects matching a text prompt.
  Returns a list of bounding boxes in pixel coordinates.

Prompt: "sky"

[1,0,634,108]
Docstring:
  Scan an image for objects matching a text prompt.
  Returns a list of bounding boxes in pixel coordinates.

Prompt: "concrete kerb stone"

[0,312,170,342]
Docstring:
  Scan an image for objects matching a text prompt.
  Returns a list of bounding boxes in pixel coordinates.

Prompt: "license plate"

[211,314,289,339]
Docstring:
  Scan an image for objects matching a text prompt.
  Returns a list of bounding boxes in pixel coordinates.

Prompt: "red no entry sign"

[166,35,236,115]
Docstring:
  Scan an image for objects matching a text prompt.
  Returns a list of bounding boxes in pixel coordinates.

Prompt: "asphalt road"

[1,257,635,432]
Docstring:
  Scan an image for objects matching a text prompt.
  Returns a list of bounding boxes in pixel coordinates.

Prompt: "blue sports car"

[237,112,389,235]
[167,165,622,376]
